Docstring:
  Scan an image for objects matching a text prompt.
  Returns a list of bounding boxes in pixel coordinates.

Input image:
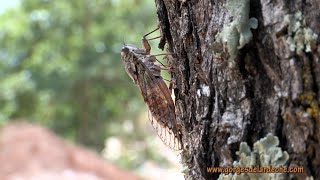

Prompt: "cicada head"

[121,45,134,60]
[121,44,139,64]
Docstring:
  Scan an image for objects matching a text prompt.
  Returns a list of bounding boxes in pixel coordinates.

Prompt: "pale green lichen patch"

[217,0,258,60]
[285,11,318,54]
[218,133,289,180]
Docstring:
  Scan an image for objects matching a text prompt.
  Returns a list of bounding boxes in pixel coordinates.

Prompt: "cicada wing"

[136,64,182,150]
[148,110,182,150]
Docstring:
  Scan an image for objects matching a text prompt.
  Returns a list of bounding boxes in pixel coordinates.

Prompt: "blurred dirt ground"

[0,122,141,180]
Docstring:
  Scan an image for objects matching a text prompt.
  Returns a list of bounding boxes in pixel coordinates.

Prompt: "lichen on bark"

[218,134,289,180]
[217,0,258,60]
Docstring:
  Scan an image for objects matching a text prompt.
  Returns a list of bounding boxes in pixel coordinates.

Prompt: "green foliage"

[0,0,158,151]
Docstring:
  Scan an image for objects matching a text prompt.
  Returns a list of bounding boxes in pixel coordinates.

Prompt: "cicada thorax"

[142,55,161,77]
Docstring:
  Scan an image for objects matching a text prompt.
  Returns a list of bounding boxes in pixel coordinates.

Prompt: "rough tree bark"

[154,0,320,179]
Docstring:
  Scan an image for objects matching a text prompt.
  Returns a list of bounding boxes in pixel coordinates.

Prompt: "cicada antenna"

[122,37,126,46]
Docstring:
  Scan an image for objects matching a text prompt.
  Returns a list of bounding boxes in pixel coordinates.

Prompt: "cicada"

[120,28,182,150]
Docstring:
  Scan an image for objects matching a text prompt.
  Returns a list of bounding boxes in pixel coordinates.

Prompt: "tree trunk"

[154,0,320,179]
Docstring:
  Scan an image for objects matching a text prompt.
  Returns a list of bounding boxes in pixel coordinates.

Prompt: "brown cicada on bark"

[120,28,182,150]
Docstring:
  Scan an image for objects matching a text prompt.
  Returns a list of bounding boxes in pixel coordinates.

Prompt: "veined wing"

[135,61,182,150]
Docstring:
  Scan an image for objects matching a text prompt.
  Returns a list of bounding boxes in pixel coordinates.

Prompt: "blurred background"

[0,0,182,179]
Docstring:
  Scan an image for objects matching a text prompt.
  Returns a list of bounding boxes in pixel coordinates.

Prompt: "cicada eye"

[121,47,130,56]
[149,55,157,62]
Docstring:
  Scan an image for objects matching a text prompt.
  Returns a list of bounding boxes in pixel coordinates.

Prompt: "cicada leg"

[141,27,160,55]
[152,53,175,68]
